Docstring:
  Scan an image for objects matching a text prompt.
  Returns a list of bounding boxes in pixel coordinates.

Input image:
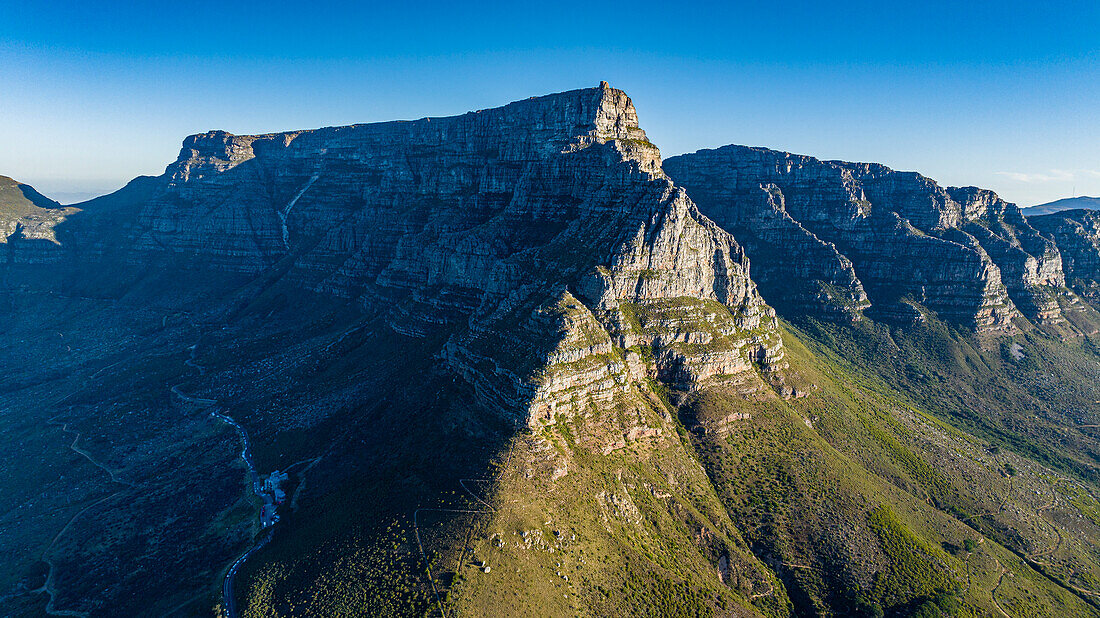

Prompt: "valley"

[1,84,1099,618]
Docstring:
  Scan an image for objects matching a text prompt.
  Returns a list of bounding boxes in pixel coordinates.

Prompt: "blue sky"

[2,1,1098,205]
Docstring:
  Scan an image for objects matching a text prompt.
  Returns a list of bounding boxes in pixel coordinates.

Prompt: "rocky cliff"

[664,145,1066,329]
[0,174,78,253]
[1030,209,1100,301]
[16,84,783,428]
[10,86,1100,618]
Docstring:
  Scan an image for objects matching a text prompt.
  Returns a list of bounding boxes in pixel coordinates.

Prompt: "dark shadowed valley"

[3,84,1100,618]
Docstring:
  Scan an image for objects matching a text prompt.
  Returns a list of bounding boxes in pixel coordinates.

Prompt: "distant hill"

[0,174,77,242]
[1023,195,1100,215]
[0,174,62,211]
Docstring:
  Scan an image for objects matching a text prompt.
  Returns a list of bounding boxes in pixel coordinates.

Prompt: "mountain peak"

[166,85,655,183]
[0,174,76,245]
[0,174,63,210]
[1024,195,1100,216]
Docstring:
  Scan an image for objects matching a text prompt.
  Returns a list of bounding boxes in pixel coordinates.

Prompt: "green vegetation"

[241,521,430,617]
[866,505,956,610]
[7,232,1100,617]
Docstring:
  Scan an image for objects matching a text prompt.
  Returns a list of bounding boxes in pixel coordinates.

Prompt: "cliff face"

[1030,209,1100,301]
[664,146,1065,329]
[0,175,78,255]
[18,85,782,428]
[11,87,1100,618]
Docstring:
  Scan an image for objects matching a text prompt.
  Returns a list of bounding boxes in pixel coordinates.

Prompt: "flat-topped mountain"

[18,84,784,418]
[4,85,1100,618]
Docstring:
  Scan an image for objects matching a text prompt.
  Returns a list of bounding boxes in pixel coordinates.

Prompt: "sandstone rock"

[0,175,79,262]
[665,145,1065,329]
[11,85,784,426]
[1030,209,1100,301]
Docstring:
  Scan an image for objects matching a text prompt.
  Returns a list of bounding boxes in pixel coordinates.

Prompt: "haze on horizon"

[2,0,1098,207]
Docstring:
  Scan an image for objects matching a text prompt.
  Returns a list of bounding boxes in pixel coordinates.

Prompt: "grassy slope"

[0,175,73,242]
[729,322,1098,616]
[446,384,787,618]
[9,253,1099,617]
[0,270,262,617]
[230,292,787,618]
[450,308,1100,617]
[751,311,1100,616]
[232,300,1100,618]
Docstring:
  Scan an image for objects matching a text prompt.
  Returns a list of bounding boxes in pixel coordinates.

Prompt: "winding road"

[173,342,275,618]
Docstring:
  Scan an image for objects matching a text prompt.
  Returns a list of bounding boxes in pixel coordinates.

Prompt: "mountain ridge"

[3,85,1100,618]
[1024,195,1100,216]
[664,144,1069,329]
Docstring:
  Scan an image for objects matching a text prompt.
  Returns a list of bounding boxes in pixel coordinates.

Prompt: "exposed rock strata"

[665,146,1066,329]
[0,175,78,258]
[1030,209,1100,301]
[11,85,783,427]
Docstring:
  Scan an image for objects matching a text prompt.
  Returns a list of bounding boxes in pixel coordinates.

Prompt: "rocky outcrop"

[0,175,79,261]
[665,146,1065,329]
[948,186,1065,321]
[1030,209,1100,301]
[13,84,783,426]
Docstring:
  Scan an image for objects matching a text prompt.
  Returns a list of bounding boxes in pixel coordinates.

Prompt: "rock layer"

[11,85,783,426]
[0,175,78,258]
[1030,209,1100,301]
[665,145,1066,329]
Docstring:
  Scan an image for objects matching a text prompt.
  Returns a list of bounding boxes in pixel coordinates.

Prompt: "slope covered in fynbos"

[3,86,1100,618]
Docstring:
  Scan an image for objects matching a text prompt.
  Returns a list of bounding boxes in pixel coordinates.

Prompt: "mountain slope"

[1031,209,1100,301]
[0,175,77,246]
[1024,196,1100,216]
[664,146,1066,328]
[2,87,1100,618]
[1,84,787,617]
[664,143,1100,615]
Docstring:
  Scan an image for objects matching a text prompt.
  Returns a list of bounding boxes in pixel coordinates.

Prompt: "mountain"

[0,174,77,246]
[1030,209,1100,301]
[664,145,1066,328]
[1024,196,1100,216]
[3,85,1100,618]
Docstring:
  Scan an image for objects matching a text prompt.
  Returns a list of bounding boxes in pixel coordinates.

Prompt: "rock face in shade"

[1030,209,1100,301]
[664,145,1066,329]
[11,85,784,426]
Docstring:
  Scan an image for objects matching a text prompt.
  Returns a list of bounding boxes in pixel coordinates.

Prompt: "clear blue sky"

[2,0,1098,205]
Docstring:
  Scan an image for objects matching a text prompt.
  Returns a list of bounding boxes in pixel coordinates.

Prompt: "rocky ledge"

[1030,209,1100,301]
[665,145,1066,329]
[7,84,785,428]
[0,175,78,256]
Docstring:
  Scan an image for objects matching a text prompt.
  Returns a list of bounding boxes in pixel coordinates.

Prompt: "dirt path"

[991,558,1010,618]
[748,580,775,600]
[36,416,135,616]
[35,493,119,618]
[48,416,135,487]
[288,457,323,512]
[1028,492,1063,563]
